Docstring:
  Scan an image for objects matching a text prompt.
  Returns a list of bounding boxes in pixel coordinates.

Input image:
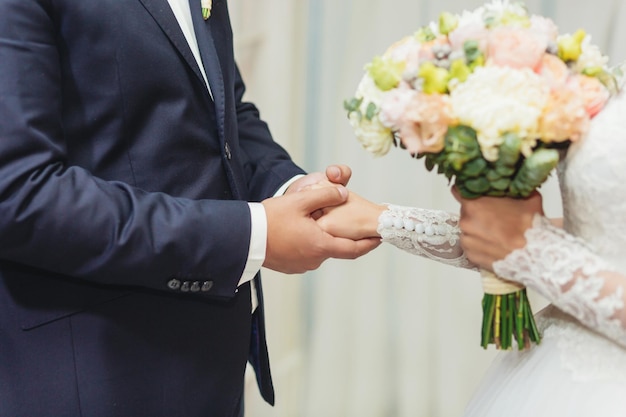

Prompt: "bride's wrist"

[367,204,388,237]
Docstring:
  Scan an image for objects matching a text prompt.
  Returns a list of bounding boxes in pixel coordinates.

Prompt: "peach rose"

[487,27,547,70]
[397,93,455,154]
[567,74,611,117]
[536,53,570,89]
[538,87,589,143]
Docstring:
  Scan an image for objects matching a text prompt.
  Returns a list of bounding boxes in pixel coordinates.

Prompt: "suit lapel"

[137,0,208,88]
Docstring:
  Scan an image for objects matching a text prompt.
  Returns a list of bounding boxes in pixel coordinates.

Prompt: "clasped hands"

[262,164,545,275]
[261,165,383,274]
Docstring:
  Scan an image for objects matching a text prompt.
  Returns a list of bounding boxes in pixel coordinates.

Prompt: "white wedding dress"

[378,90,626,416]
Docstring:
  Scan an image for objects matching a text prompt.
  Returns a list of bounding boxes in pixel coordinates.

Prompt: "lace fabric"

[377,204,475,269]
[493,215,626,348]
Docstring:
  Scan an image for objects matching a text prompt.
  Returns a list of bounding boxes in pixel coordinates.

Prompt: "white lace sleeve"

[377,204,475,269]
[493,215,626,347]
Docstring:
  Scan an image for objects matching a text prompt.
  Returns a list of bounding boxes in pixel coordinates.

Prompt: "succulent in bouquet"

[344,0,623,350]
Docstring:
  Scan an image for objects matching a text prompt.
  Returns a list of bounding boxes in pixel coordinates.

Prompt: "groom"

[0,0,379,416]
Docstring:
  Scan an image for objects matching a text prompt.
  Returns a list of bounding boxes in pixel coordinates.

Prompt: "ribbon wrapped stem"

[480,270,541,350]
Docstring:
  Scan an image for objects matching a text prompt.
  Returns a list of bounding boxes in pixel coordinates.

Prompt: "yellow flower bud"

[419,62,449,94]
[558,29,586,62]
[439,12,458,36]
[366,56,406,91]
[448,59,471,84]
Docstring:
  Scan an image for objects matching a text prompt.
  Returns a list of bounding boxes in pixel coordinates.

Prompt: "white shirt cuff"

[239,202,266,287]
[238,174,305,287]
[238,175,305,311]
[274,174,304,197]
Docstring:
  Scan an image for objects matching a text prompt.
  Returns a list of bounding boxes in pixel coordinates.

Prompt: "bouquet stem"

[480,270,541,350]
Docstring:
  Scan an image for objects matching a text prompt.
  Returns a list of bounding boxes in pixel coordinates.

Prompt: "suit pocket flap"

[4,267,130,330]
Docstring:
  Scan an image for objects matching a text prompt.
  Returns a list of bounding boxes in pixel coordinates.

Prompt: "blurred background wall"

[227,0,626,415]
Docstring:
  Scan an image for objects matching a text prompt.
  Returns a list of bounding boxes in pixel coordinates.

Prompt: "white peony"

[482,0,528,21]
[574,35,609,72]
[349,113,394,157]
[456,8,485,29]
[450,66,549,161]
[349,74,394,156]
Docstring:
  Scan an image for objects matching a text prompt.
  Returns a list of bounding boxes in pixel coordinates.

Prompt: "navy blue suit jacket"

[0,0,305,415]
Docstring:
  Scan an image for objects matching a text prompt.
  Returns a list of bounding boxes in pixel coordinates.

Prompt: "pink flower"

[487,27,547,70]
[448,22,489,55]
[529,15,559,44]
[397,93,455,154]
[379,87,418,130]
[536,53,570,89]
[567,74,611,117]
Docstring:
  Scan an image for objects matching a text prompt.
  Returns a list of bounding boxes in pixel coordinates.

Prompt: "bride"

[316,85,626,415]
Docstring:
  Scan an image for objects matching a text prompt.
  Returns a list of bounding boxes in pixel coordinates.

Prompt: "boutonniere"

[201,0,212,20]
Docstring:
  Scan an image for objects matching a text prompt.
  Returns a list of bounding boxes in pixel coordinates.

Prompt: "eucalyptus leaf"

[462,158,487,177]
[464,177,490,194]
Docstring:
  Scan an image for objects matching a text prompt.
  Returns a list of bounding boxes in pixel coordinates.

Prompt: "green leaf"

[442,125,482,172]
[425,156,435,172]
[464,177,490,194]
[343,97,363,113]
[486,169,501,182]
[509,148,559,197]
[365,102,377,121]
[490,177,510,191]
[464,40,484,67]
[461,158,487,177]
[497,132,522,168]
[495,164,516,177]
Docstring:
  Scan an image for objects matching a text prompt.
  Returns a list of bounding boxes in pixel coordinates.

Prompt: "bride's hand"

[452,187,544,271]
[316,191,387,240]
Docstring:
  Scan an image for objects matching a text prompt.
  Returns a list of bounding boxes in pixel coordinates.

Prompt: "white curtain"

[234,0,626,416]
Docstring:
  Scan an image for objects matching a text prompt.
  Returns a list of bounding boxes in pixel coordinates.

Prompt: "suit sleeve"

[232,64,307,201]
[0,0,248,298]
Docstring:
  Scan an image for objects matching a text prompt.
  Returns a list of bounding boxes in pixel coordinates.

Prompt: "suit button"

[201,281,214,292]
[190,281,201,292]
[167,278,181,290]
[224,142,232,160]
[181,281,191,292]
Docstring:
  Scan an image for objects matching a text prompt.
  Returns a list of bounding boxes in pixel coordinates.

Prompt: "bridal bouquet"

[345,0,622,350]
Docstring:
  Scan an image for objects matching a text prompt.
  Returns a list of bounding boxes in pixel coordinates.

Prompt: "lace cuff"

[493,215,626,347]
[377,205,475,269]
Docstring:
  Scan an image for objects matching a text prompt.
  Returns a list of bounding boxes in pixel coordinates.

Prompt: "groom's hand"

[285,164,352,194]
[262,186,380,274]
[285,164,352,220]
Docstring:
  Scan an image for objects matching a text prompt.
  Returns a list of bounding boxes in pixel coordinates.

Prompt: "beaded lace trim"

[377,205,474,269]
